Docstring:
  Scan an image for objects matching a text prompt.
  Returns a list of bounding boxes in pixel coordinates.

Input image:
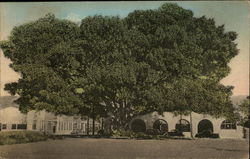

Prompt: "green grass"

[0,131,48,145]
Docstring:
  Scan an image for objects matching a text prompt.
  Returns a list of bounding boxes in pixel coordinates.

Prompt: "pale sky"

[0,1,249,96]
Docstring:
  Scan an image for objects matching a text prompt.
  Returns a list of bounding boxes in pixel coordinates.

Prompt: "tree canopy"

[0,3,239,129]
[239,96,249,117]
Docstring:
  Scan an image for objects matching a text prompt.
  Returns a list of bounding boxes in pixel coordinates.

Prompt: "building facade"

[129,111,245,138]
[0,96,247,138]
[0,96,101,135]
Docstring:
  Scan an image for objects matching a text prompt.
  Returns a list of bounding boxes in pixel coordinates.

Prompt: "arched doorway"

[153,119,168,135]
[198,119,213,133]
[131,119,146,133]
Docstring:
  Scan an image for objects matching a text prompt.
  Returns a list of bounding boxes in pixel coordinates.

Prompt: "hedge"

[0,131,48,145]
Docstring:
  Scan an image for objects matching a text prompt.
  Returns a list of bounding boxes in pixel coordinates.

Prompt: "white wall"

[0,107,27,131]
[130,111,244,139]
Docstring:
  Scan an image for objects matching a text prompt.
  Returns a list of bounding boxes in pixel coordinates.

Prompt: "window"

[176,119,190,132]
[61,122,63,131]
[32,120,37,130]
[89,124,93,132]
[2,124,7,129]
[17,124,27,129]
[41,121,44,130]
[95,124,100,131]
[81,123,85,131]
[73,123,77,130]
[221,120,236,129]
[47,121,52,130]
[70,123,72,130]
[12,124,17,129]
[58,121,62,130]
[64,122,66,130]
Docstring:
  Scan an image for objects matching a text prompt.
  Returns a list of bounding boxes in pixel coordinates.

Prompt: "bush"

[0,131,48,145]
[168,129,184,137]
[146,129,160,135]
[112,129,136,138]
[112,129,171,140]
[97,129,105,135]
[195,130,219,138]
[133,132,152,139]
[97,129,112,137]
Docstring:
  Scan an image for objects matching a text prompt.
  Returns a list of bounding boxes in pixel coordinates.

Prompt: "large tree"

[1,3,239,130]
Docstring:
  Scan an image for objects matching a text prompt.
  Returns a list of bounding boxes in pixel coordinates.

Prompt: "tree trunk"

[87,116,89,136]
[190,112,193,138]
[92,116,95,136]
[101,117,104,130]
[110,101,133,131]
[115,102,131,130]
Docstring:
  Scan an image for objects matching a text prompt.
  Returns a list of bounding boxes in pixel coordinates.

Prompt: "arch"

[220,120,236,129]
[153,119,168,134]
[175,119,190,132]
[131,119,146,133]
[198,119,213,133]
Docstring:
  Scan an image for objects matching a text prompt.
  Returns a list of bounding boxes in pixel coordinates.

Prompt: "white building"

[129,111,245,138]
[0,96,101,135]
[0,96,247,138]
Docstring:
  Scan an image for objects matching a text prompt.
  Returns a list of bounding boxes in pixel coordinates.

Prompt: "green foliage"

[0,131,48,145]
[1,14,84,115]
[112,129,172,140]
[112,129,136,138]
[239,96,250,117]
[0,3,239,129]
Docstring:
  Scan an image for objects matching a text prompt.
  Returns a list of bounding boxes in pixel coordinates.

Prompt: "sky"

[0,1,249,96]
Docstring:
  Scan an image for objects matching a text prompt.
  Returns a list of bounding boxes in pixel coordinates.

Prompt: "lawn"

[0,138,248,159]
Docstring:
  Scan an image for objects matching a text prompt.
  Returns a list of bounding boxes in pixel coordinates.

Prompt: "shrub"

[112,129,136,138]
[168,129,184,137]
[195,130,219,138]
[112,129,171,140]
[0,131,48,145]
[145,129,160,135]
[133,132,152,139]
